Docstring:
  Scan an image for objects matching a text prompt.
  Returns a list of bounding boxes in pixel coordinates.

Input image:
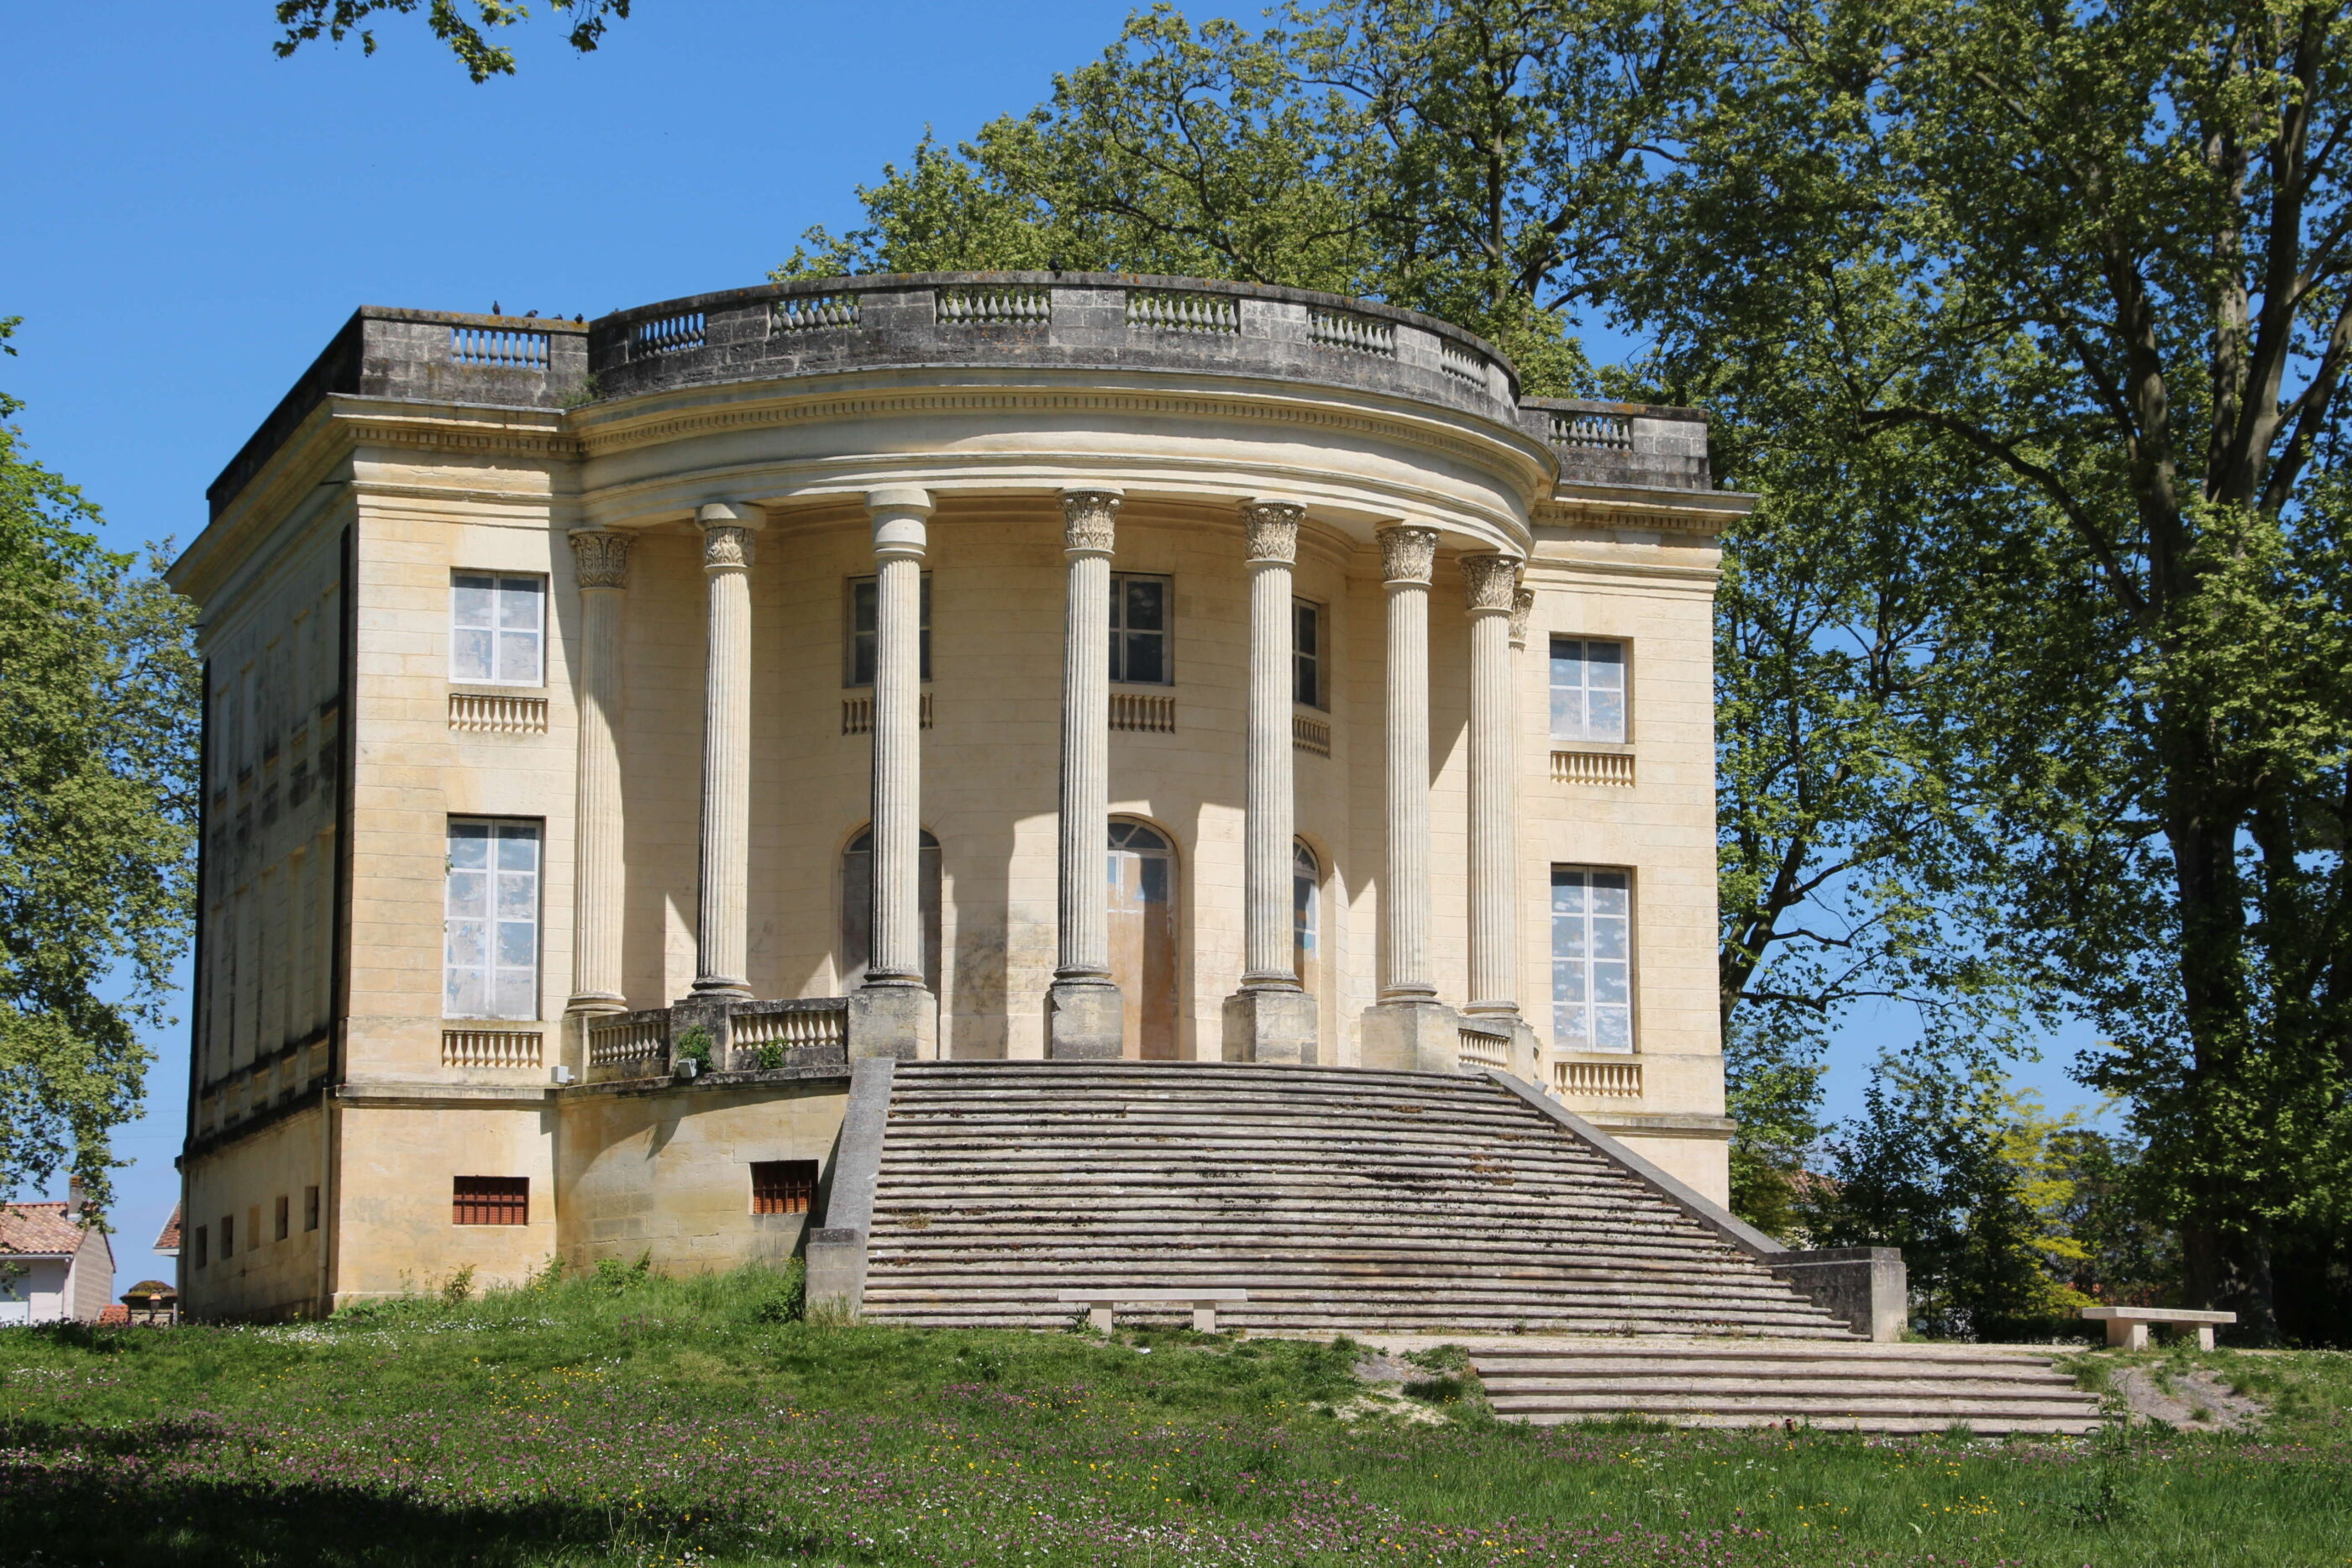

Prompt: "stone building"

[171,273,1748,1321]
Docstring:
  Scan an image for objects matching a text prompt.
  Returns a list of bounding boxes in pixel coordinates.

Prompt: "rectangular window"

[304,1185,321,1232]
[444,819,542,1020]
[1550,637,1627,743]
[1109,573,1171,684]
[450,573,546,686]
[1294,600,1323,708]
[452,1176,529,1226]
[1552,868,1633,1052]
[844,574,933,686]
[750,1159,819,1215]
[192,1225,209,1270]
[274,1195,290,1241]
[220,1214,234,1258]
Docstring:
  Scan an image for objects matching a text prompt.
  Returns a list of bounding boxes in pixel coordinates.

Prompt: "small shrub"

[755,1040,786,1070]
[745,1260,806,1324]
[439,1265,476,1304]
[593,1252,654,1295]
[675,1026,715,1072]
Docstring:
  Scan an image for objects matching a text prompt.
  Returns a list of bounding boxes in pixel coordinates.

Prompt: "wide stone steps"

[1468,1343,2105,1434]
[856,1062,1852,1339]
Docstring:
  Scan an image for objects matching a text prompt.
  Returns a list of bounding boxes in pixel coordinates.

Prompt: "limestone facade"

[169,275,1751,1319]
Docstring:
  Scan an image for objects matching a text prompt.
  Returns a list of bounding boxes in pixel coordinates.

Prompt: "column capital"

[868,486,933,559]
[568,529,634,590]
[1510,585,1536,649]
[1242,499,1305,564]
[1377,524,1440,586]
[1059,488,1123,555]
[1462,553,1521,615]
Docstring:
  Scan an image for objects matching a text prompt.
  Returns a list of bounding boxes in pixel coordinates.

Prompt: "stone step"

[1473,1356,2078,1384]
[863,1279,1839,1318]
[1487,1391,2098,1419]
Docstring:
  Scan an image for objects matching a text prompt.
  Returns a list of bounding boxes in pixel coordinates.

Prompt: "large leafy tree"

[1634,0,2352,1333]
[0,322,199,1210]
[271,0,630,81]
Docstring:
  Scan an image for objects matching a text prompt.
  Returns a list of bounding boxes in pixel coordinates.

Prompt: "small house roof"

[0,1202,88,1257]
[153,1204,181,1254]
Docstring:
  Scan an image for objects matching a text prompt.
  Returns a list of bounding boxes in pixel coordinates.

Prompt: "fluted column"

[1223,501,1319,1063]
[1047,488,1125,1058]
[691,502,759,1000]
[1463,553,1522,1016]
[1378,525,1439,1003]
[865,489,932,988]
[1358,524,1457,1073]
[566,529,633,1016]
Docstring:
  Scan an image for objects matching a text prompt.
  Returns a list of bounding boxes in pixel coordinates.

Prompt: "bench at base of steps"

[1059,1289,1249,1333]
[2081,1306,2235,1350]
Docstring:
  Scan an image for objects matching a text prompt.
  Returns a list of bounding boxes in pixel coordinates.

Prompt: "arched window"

[1292,840,1320,994]
[839,828,942,993]
[1106,820,1178,1059]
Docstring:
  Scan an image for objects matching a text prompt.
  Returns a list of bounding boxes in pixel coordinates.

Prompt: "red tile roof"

[99,1304,129,1325]
[0,1202,88,1257]
[153,1204,182,1254]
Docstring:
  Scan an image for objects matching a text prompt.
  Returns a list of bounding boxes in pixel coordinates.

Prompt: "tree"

[1632,0,2352,1333]
[272,0,630,81]
[0,321,199,1211]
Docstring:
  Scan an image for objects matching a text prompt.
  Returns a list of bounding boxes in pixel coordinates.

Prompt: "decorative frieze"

[568,528,633,590]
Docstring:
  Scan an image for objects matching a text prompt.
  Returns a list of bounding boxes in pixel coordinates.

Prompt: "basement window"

[750,1160,818,1215]
[453,1175,529,1226]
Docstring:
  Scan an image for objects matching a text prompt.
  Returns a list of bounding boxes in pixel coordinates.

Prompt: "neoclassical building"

[171,274,1748,1319]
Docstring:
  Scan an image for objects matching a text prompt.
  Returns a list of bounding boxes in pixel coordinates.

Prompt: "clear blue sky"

[3,3,2103,1292]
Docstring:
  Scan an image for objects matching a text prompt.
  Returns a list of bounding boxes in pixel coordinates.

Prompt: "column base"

[1359,1000,1462,1074]
[848,983,936,1061]
[564,994,628,1017]
[1046,979,1125,1060]
[1221,987,1319,1064]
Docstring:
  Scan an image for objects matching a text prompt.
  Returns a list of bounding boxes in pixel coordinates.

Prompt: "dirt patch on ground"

[2105,1363,2266,1431]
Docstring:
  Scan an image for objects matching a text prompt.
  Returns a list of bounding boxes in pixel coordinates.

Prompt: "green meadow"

[4,1266,2347,1567]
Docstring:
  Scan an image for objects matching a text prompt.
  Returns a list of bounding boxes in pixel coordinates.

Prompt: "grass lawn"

[5,1267,2347,1566]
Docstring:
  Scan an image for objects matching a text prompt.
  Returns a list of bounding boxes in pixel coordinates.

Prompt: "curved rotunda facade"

[171,274,1751,1318]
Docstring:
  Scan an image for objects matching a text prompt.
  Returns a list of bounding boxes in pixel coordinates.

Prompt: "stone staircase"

[857,1061,1854,1337]
[1470,1340,2105,1435]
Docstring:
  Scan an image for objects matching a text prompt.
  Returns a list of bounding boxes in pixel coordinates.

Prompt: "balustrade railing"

[936,286,1052,326]
[1126,289,1240,333]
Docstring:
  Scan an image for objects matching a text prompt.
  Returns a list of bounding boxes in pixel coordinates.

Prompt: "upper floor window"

[1294,600,1324,708]
[451,574,545,686]
[1550,637,1626,743]
[845,574,932,686]
[444,819,541,1020]
[1110,573,1171,684]
[1552,867,1632,1052]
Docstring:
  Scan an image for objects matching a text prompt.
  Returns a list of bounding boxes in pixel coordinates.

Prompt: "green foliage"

[588,1250,651,1294]
[1805,1066,2095,1340]
[0,320,198,1209]
[670,1025,712,1072]
[271,1,630,82]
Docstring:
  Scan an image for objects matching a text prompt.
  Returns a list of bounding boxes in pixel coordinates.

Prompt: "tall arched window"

[1106,820,1178,1059]
[1292,840,1320,994]
[839,828,942,993]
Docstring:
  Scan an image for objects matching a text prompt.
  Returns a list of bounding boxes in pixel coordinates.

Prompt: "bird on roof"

[524,309,538,318]
[491,300,501,315]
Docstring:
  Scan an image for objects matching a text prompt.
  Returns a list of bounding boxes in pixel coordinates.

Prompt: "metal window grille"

[452,1175,529,1226]
[750,1160,818,1215]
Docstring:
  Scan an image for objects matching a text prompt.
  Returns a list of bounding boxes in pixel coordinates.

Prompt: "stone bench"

[2082,1305,2236,1350]
[1059,1289,1249,1334]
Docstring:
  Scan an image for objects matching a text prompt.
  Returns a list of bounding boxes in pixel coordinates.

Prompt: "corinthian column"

[1462,553,1521,1017]
[1359,523,1457,1073]
[1224,501,1318,1063]
[1047,487,1126,1059]
[566,529,633,1017]
[848,488,936,1061]
[690,502,759,1000]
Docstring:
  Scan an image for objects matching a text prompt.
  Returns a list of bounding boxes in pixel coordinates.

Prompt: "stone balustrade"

[582,997,852,1084]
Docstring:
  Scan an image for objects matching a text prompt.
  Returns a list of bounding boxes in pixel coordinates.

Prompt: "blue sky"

[3,3,2104,1290]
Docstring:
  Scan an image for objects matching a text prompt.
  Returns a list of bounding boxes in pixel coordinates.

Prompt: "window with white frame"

[1109,573,1172,684]
[450,574,546,685]
[1551,867,1632,1051]
[1550,637,1626,742]
[444,819,541,1020]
